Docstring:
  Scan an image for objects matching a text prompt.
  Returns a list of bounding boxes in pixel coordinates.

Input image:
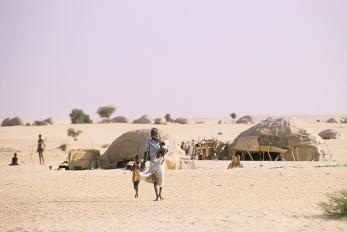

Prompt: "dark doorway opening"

[237,152,280,161]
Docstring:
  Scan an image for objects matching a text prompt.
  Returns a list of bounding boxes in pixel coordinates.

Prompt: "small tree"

[69,109,92,124]
[165,113,173,122]
[67,128,82,141]
[230,113,237,123]
[97,106,116,120]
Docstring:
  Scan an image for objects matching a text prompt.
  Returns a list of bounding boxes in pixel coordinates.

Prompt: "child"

[132,155,141,198]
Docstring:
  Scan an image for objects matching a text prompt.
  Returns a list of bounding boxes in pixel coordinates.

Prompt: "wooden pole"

[267,143,272,161]
[247,149,253,161]
[291,148,296,161]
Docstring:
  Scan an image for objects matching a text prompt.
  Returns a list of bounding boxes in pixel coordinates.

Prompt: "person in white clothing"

[140,128,167,201]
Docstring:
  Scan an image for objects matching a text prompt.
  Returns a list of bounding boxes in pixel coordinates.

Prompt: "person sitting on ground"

[228,154,243,169]
[275,153,285,161]
[9,153,18,166]
[57,161,69,170]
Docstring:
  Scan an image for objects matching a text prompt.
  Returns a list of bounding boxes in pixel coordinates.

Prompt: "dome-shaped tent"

[327,118,338,123]
[231,117,331,161]
[100,129,189,169]
[319,129,340,140]
[111,116,129,123]
[133,115,152,124]
[236,115,256,124]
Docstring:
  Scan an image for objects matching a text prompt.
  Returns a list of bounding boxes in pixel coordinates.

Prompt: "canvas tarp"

[67,149,100,170]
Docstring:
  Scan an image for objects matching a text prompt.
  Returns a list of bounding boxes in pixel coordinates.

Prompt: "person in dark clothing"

[132,155,141,198]
[37,134,45,165]
[9,153,18,166]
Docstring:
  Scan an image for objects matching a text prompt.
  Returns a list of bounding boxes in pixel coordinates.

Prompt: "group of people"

[9,134,45,166]
[9,129,167,201]
[132,127,168,201]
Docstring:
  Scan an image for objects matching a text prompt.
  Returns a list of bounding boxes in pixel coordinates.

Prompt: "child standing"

[132,155,141,198]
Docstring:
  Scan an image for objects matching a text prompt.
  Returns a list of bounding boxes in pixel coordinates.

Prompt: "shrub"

[319,189,347,218]
[230,113,237,120]
[165,113,173,122]
[67,128,82,141]
[69,109,92,124]
[97,106,116,120]
[58,144,68,152]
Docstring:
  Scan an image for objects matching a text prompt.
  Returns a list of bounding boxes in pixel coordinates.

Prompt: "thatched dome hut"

[133,115,152,124]
[154,118,167,125]
[319,129,340,140]
[1,117,24,126]
[231,117,331,161]
[100,129,189,169]
[174,117,189,124]
[111,116,129,123]
[327,118,338,123]
[236,115,256,124]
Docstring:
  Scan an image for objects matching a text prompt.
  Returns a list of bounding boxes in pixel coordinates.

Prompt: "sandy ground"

[0,117,346,232]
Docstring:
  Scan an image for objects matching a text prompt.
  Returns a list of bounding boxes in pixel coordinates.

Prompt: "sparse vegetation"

[230,113,237,120]
[230,113,237,123]
[69,109,92,124]
[165,113,173,122]
[58,143,68,151]
[319,189,347,218]
[97,106,116,120]
[67,128,82,141]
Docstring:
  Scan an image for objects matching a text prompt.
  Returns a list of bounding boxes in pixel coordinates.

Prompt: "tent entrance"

[116,160,128,168]
[238,151,280,161]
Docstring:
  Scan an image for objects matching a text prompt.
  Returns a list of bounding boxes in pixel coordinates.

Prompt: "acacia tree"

[230,112,237,123]
[69,109,92,124]
[97,106,116,121]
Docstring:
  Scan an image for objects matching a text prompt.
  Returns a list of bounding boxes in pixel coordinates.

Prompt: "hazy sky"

[0,0,346,120]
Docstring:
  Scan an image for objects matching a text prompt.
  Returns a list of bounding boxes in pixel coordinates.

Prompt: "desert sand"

[0,116,346,232]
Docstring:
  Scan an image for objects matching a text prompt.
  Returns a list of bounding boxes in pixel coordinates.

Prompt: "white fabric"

[140,138,165,186]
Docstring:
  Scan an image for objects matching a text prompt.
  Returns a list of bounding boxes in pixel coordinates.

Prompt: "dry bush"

[319,189,347,218]
[58,144,68,152]
[67,128,82,141]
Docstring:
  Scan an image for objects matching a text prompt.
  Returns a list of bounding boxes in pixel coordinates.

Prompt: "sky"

[0,0,346,120]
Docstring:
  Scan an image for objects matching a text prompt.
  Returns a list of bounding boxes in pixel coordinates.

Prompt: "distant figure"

[180,141,187,154]
[57,161,69,170]
[37,134,45,165]
[275,154,285,161]
[132,155,141,198]
[9,153,18,166]
[228,154,243,169]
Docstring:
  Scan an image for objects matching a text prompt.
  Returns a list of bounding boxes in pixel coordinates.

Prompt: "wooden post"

[291,148,296,161]
[247,149,253,161]
[267,143,272,161]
